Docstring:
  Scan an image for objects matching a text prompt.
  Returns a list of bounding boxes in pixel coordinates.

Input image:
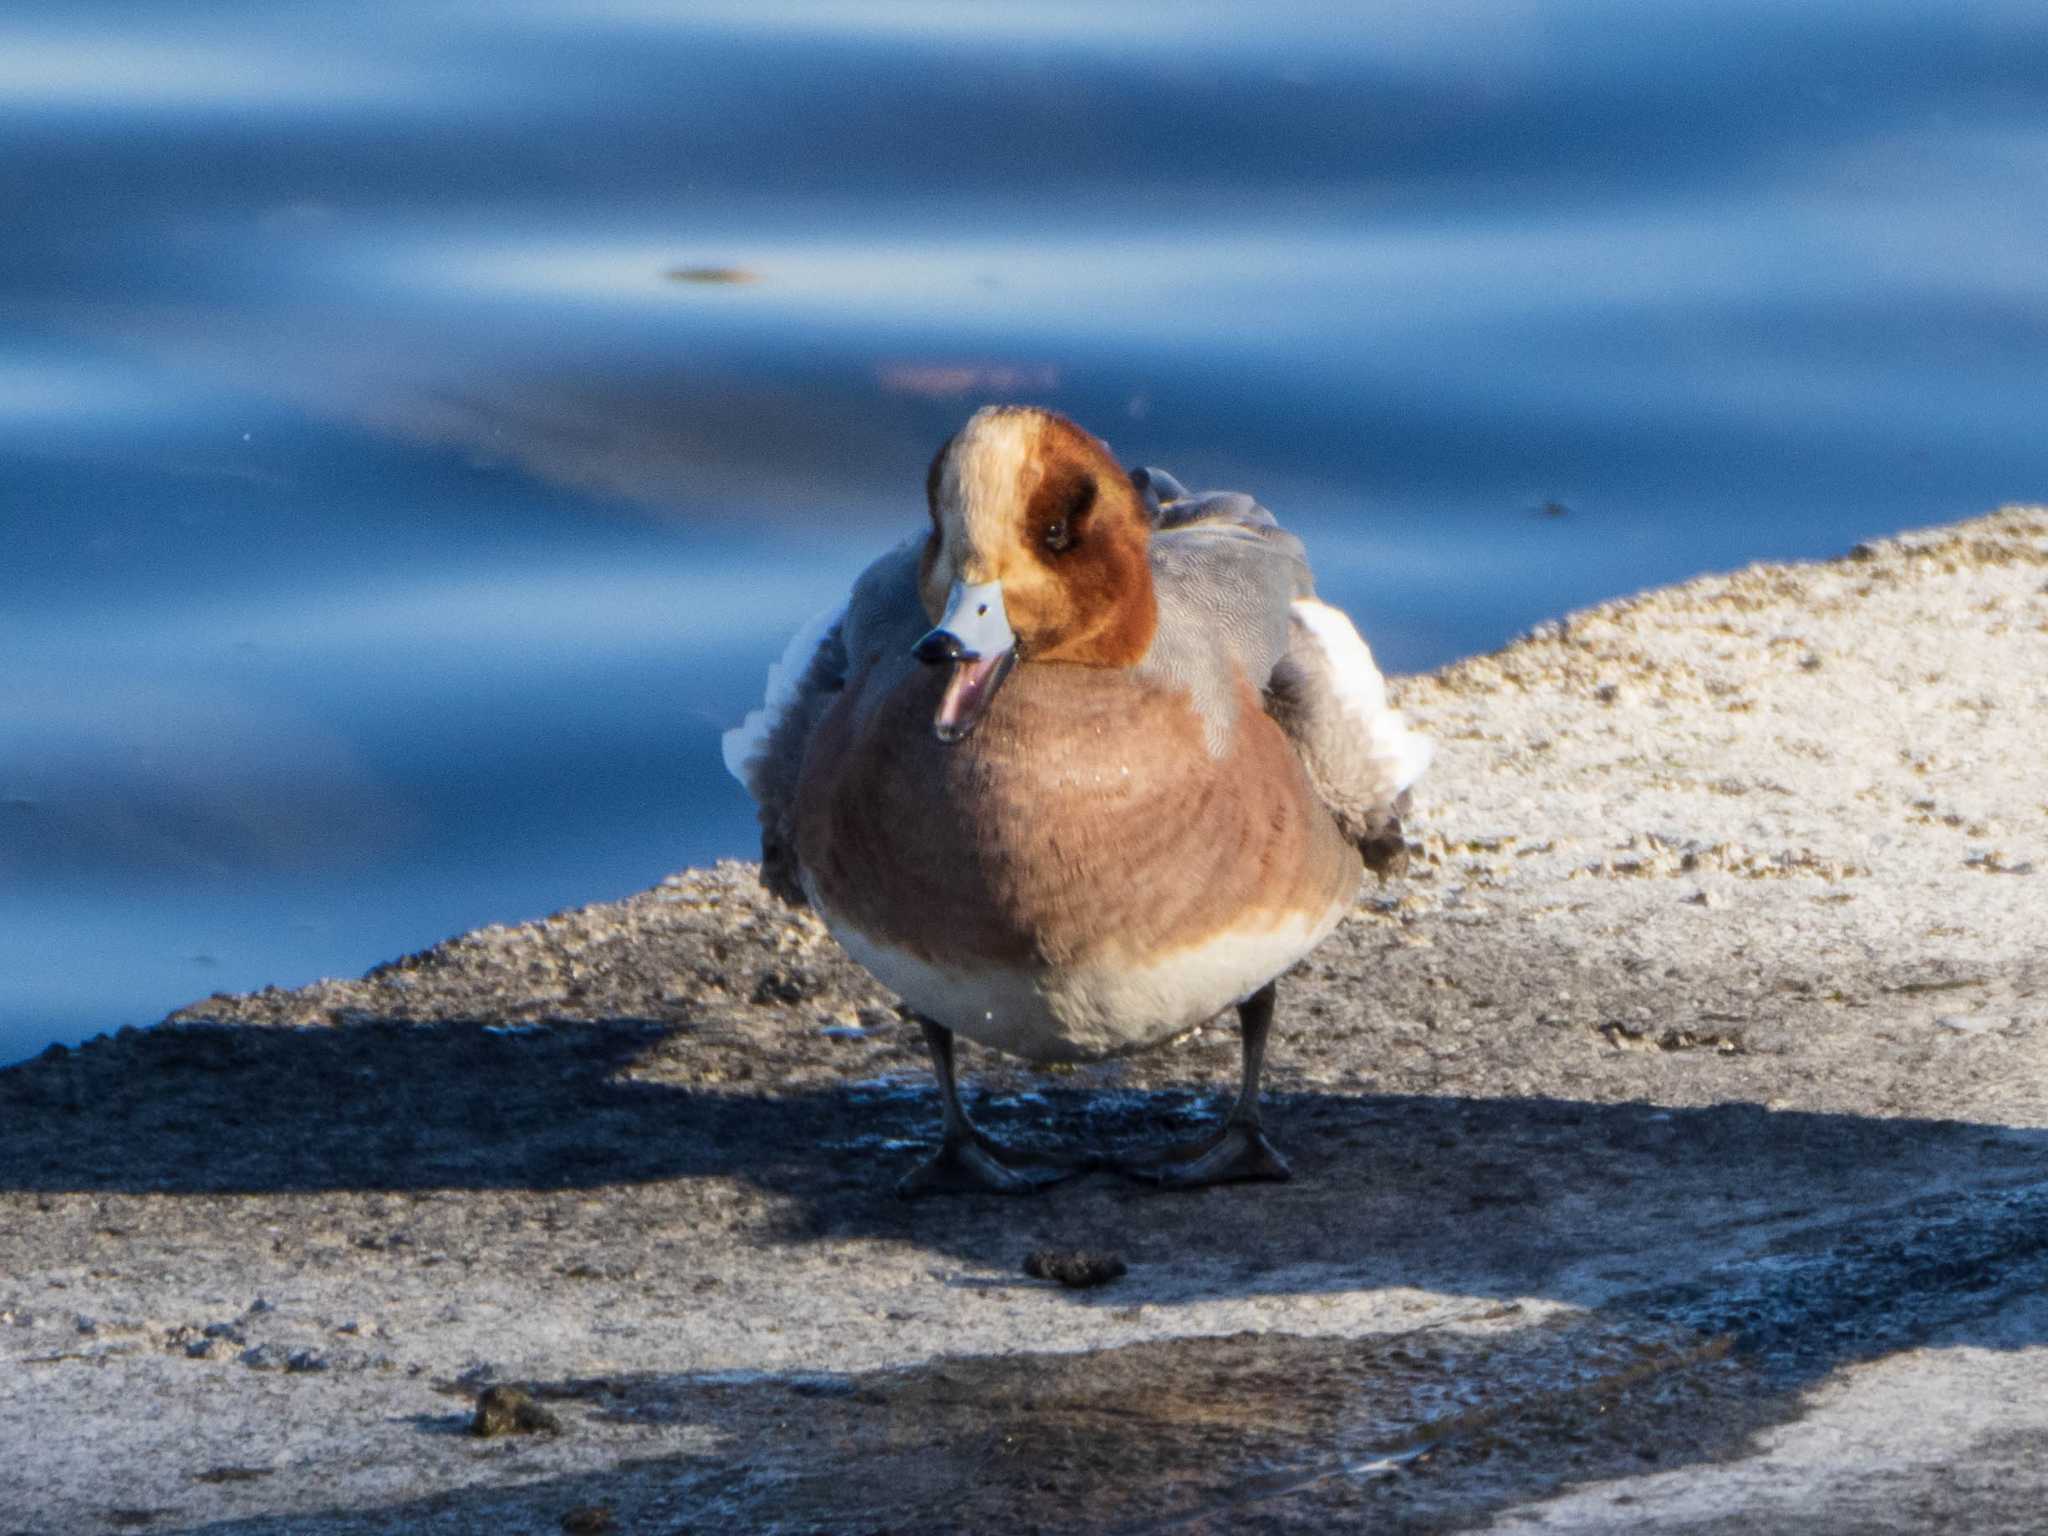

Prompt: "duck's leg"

[1115,982,1292,1188]
[896,1018,1085,1198]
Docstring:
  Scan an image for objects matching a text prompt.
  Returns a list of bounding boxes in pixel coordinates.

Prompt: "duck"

[723,405,1430,1195]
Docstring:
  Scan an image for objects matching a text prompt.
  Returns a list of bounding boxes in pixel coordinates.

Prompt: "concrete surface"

[4,506,2046,1533]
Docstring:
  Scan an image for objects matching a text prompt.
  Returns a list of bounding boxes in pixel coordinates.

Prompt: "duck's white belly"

[817,890,1350,1062]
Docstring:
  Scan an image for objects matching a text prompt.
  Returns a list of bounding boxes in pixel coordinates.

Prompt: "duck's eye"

[1042,477,1094,555]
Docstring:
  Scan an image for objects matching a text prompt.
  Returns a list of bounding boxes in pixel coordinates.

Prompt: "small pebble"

[1023,1249,1128,1288]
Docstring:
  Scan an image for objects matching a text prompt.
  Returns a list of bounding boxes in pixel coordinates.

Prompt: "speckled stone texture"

[3,507,2046,1534]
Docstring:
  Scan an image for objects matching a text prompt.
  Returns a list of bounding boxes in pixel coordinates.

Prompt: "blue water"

[5,2,2046,1064]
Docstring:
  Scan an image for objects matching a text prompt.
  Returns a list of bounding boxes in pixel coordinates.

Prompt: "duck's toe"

[895,1135,1092,1199]
[1114,1120,1291,1190]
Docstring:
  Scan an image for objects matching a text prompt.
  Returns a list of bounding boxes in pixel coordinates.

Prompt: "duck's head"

[915,406,1157,742]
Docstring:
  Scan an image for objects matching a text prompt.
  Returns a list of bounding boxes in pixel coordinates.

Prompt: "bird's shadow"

[5,1016,2040,1308]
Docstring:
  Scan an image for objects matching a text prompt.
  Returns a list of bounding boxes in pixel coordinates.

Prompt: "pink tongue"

[934,653,1009,741]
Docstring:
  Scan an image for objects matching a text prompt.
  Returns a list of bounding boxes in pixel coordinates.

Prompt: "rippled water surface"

[7,2,2047,1061]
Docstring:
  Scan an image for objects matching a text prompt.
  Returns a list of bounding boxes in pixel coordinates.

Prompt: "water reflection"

[3,1,2046,1062]
[0,33,442,112]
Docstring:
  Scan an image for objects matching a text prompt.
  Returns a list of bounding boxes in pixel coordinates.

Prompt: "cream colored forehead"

[934,411,1045,553]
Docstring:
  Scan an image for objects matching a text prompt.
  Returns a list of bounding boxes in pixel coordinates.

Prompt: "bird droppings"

[1024,1248,1129,1288]
[470,1386,561,1438]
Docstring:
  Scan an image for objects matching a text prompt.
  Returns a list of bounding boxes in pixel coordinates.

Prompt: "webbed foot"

[1113,1119,1291,1189]
[896,1135,1090,1199]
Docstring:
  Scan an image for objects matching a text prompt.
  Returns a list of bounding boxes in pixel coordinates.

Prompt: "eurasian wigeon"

[724,405,1430,1194]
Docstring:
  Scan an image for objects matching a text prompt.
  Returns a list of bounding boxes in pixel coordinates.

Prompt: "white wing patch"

[1291,598,1433,793]
[721,600,845,793]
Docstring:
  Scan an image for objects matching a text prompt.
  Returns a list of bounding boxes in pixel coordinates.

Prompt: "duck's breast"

[796,660,1360,1059]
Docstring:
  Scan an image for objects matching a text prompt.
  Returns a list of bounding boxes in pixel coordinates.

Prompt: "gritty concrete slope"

[3,507,2046,1534]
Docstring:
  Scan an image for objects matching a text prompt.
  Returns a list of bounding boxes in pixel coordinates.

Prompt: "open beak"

[913,579,1016,742]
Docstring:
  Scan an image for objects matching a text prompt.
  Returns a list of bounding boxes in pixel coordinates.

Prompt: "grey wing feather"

[1131,465,1187,517]
[1134,468,1431,871]
[746,623,847,906]
[723,538,927,906]
[1138,483,1312,742]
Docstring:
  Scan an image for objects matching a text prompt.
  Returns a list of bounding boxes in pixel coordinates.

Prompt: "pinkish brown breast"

[795,658,1361,979]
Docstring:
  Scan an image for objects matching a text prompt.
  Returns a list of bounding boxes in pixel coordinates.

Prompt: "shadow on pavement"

[6,1018,2046,1532]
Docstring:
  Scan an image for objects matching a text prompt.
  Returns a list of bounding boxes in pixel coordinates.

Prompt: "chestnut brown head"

[918,404,1157,672]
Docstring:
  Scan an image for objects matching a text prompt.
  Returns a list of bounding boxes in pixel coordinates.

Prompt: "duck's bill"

[913,578,1017,743]
[933,648,1015,742]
